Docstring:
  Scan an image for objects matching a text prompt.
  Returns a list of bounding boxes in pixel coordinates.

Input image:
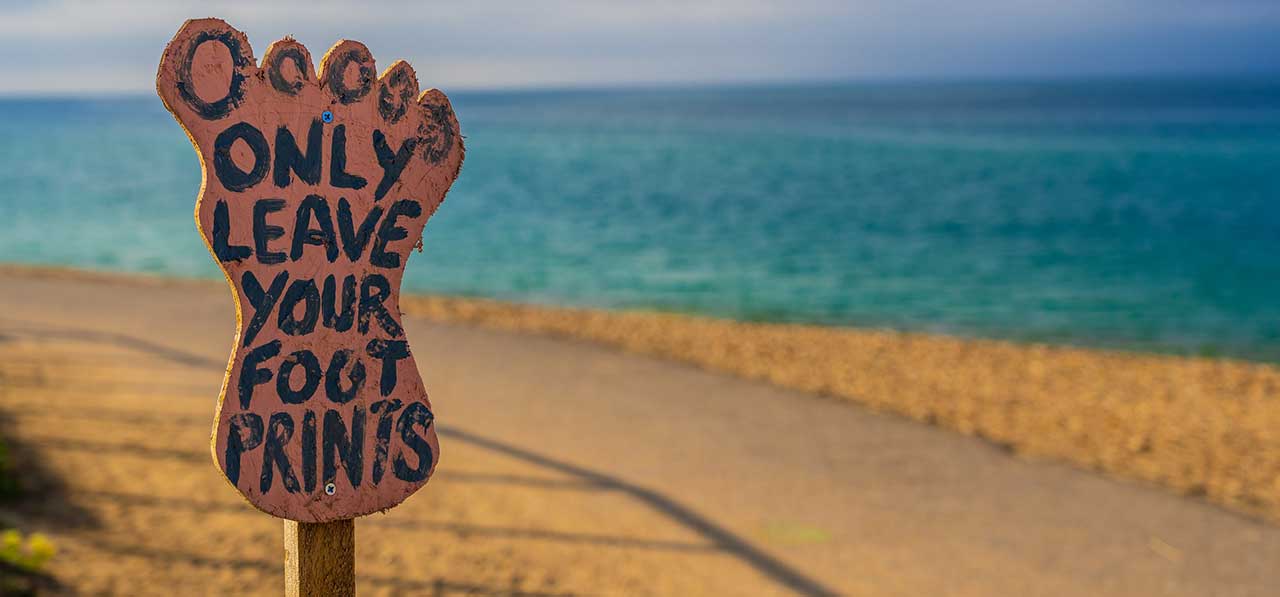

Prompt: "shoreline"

[3,261,1266,365]
[4,262,1280,521]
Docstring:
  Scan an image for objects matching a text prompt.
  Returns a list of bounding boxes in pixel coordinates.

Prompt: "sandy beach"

[3,264,1280,595]
[404,284,1280,522]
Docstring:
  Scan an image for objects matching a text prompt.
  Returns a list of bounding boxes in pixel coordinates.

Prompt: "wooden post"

[284,519,355,597]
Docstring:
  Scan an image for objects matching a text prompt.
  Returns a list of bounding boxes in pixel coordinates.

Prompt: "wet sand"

[2,265,1280,595]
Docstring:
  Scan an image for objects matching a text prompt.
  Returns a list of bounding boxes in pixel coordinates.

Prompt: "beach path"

[1,268,1278,596]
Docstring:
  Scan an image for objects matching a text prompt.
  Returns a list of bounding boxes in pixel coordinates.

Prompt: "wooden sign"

[157,18,464,522]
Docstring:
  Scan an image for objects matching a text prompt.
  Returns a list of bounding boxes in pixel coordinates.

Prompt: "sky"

[1,0,1278,94]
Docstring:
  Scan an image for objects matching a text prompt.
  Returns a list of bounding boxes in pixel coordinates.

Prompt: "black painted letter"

[370,199,421,269]
[370,399,403,485]
[274,119,323,187]
[322,274,356,332]
[336,198,382,261]
[223,413,263,486]
[358,274,402,337]
[261,412,301,494]
[366,339,409,396]
[278,278,320,336]
[238,340,281,409]
[277,349,322,404]
[372,130,418,202]
[252,198,287,264]
[323,407,366,489]
[290,195,339,262]
[214,122,270,192]
[325,349,366,404]
[394,402,435,482]
[330,125,367,190]
[241,270,288,346]
[212,200,251,262]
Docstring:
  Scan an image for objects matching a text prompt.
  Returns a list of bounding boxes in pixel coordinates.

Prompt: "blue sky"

[1,0,1279,94]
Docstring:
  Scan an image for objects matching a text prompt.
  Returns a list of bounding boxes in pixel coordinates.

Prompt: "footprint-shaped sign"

[156,18,464,522]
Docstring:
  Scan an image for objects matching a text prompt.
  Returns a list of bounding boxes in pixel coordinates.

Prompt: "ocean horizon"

[2,78,1279,361]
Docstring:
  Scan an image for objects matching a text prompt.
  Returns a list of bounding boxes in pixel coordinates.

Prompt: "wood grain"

[284,519,354,597]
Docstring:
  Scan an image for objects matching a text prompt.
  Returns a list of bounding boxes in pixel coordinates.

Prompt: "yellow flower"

[1,529,21,556]
[26,532,56,568]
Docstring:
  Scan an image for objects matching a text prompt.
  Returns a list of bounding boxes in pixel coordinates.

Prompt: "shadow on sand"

[1,322,839,595]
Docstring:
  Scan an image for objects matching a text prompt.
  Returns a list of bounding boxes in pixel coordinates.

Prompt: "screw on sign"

[156,18,464,595]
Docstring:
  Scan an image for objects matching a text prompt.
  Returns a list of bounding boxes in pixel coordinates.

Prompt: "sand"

[403,289,1280,522]
[2,264,1280,595]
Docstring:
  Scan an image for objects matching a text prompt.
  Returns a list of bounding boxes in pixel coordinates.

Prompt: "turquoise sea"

[2,80,1279,360]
